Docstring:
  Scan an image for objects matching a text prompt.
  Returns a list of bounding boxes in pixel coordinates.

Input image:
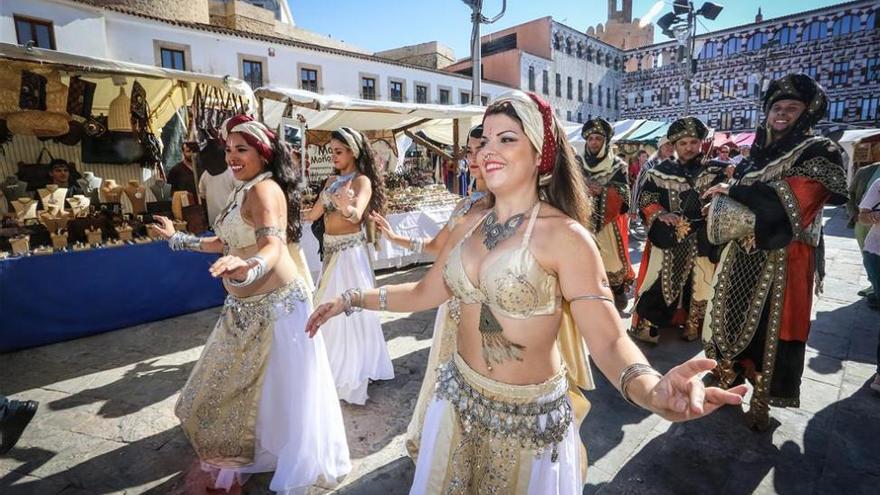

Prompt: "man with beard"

[702,74,847,430]
[630,117,726,344]
[581,117,634,311]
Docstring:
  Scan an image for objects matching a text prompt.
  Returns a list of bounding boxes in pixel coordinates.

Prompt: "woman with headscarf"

[702,73,848,430]
[307,91,747,493]
[302,127,393,405]
[368,124,491,459]
[150,115,350,492]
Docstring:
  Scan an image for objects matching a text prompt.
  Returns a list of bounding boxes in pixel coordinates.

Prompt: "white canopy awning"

[257,86,486,146]
[0,43,254,130]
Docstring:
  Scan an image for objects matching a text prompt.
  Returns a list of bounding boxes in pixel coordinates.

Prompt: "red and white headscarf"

[220,114,276,160]
[486,90,558,177]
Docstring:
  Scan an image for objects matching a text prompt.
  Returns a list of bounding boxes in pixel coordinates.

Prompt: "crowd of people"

[2,72,876,495]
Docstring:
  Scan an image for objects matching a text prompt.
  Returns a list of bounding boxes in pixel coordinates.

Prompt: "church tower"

[587,0,653,50]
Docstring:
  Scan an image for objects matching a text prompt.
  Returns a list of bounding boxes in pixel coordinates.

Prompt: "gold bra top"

[443,203,560,319]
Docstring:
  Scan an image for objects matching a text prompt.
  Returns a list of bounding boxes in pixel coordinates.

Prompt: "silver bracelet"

[226,255,269,287]
[168,231,201,251]
[619,363,662,407]
[341,288,363,316]
[378,287,388,311]
[409,237,425,254]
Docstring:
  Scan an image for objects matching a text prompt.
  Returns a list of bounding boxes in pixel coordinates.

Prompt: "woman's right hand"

[306,297,346,338]
[369,211,396,238]
[149,215,176,239]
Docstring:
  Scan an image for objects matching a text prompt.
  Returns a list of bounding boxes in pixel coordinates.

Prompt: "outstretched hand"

[369,211,394,237]
[648,358,747,422]
[305,297,345,338]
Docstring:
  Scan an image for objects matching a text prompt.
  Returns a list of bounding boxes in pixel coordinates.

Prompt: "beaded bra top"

[319,172,357,213]
[443,202,560,319]
[213,171,278,249]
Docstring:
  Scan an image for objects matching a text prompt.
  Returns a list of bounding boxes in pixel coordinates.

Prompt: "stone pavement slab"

[1,206,877,494]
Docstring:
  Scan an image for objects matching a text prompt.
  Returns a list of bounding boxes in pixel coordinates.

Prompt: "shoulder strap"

[522,202,542,246]
[240,171,273,194]
[464,210,492,239]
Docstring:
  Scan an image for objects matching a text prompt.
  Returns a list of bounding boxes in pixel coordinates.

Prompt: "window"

[415,84,428,104]
[775,26,797,45]
[598,85,603,106]
[577,111,583,123]
[577,43,583,58]
[661,86,669,106]
[722,78,735,98]
[866,58,880,83]
[698,41,719,59]
[481,95,489,106]
[439,88,450,105]
[542,70,549,94]
[567,110,572,121]
[565,38,573,55]
[804,66,818,80]
[722,37,741,56]
[242,59,263,89]
[861,96,879,121]
[699,81,711,101]
[578,80,583,102]
[460,91,470,104]
[832,14,862,36]
[606,87,611,109]
[801,21,827,42]
[773,70,786,81]
[361,77,376,100]
[14,15,55,50]
[832,62,849,85]
[390,80,404,102]
[720,111,732,129]
[746,32,768,51]
[588,82,593,104]
[828,100,846,121]
[553,35,561,50]
[615,90,619,110]
[555,74,562,97]
[586,47,593,62]
[160,47,185,70]
[743,109,758,129]
[528,66,536,92]
[566,77,573,100]
[869,11,877,30]
[301,68,318,92]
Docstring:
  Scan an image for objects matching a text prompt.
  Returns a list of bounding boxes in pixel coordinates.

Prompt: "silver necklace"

[480,207,528,251]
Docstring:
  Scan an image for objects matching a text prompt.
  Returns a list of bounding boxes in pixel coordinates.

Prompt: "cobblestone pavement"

[1,206,877,494]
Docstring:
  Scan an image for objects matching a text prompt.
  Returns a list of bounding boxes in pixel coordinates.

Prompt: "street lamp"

[462,0,506,105]
[656,2,724,116]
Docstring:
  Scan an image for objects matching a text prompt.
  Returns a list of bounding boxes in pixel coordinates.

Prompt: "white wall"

[1,0,507,105]
[2,0,108,57]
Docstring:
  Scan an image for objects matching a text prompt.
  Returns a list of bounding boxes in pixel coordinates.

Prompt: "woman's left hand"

[209,255,251,281]
[330,180,356,212]
[648,358,748,422]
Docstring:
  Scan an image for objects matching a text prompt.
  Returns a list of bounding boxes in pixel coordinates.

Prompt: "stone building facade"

[619,0,880,131]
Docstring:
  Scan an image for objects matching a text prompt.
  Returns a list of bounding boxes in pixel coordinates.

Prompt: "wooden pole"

[452,118,460,195]
[404,130,453,161]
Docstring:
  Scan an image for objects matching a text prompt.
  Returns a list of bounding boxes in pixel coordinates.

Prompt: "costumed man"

[580,117,635,311]
[702,74,847,430]
[630,117,726,344]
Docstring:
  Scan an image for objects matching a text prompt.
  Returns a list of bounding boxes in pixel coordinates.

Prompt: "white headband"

[336,127,364,159]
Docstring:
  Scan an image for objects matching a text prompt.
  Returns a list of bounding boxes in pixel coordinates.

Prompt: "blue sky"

[288,0,852,57]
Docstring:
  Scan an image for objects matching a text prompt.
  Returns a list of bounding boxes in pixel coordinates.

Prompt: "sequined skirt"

[410,354,583,495]
[323,231,366,258]
[174,281,311,467]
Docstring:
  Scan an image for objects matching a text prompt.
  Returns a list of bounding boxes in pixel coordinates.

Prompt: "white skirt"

[203,298,352,494]
[315,235,394,405]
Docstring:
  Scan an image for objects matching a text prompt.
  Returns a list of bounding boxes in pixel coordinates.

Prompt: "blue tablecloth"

[0,242,225,353]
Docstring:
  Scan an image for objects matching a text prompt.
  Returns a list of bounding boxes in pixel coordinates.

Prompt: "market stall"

[256,86,485,276]
[0,43,253,352]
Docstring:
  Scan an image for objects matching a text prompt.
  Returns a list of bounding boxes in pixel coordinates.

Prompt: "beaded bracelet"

[342,288,363,316]
[227,255,268,287]
[619,363,662,407]
[168,231,201,251]
[378,287,388,311]
[409,237,425,254]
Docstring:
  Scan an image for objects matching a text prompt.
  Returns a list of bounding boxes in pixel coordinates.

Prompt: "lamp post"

[462,0,506,105]
[657,1,724,118]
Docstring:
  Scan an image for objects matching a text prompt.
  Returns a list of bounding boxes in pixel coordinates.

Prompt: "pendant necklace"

[480,204,531,251]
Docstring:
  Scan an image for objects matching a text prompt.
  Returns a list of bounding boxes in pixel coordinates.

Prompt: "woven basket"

[108,86,131,131]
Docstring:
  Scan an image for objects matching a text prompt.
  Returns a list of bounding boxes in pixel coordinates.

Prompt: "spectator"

[850,144,880,304]
[167,141,199,198]
[629,150,648,185]
[856,177,880,393]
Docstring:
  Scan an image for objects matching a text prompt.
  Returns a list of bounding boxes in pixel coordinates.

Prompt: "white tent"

[837,129,880,185]
[257,86,486,147]
[0,42,254,131]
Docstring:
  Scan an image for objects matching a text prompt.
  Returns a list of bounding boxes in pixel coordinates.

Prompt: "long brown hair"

[482,102,591,227]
